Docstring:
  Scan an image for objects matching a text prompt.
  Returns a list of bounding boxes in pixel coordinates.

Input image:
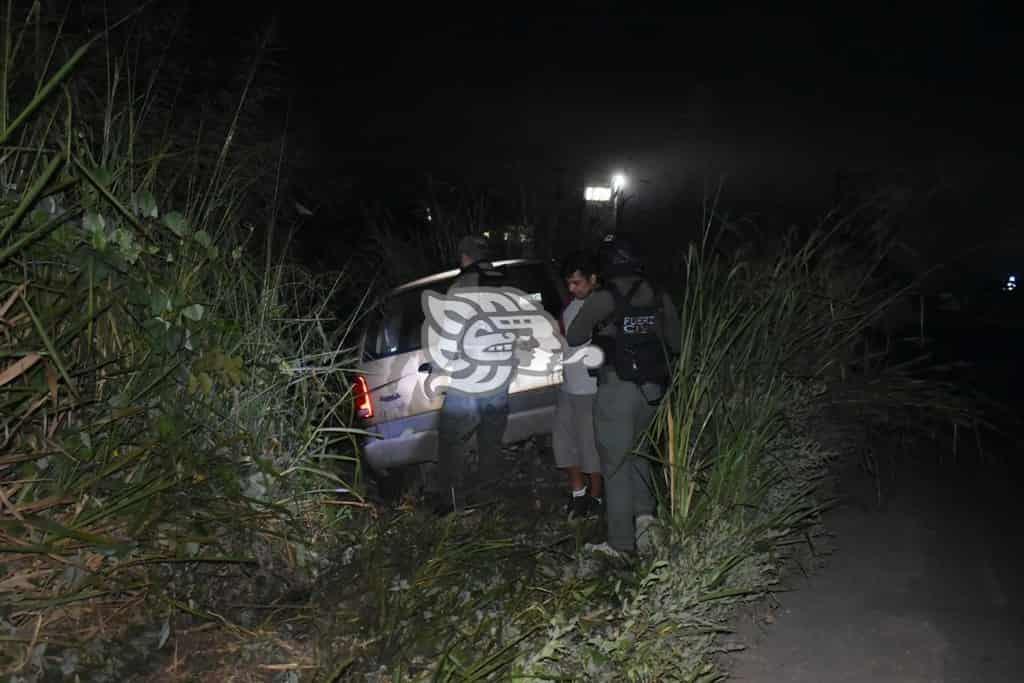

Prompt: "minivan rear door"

[358,261,567,426]
[359,279,453,427]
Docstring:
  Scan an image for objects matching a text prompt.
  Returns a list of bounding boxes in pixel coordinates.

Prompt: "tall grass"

[0,4,986,681]
[0,4,362,676]
[649,210,982,543]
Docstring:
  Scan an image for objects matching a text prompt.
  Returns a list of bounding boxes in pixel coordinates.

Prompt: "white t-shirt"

[561,298,598,395]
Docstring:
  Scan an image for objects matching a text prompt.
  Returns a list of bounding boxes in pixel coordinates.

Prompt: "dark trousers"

[594,371,660,552]
[436,389,509,495]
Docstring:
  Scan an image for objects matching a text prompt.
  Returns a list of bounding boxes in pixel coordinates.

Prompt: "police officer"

[565,234,680,557]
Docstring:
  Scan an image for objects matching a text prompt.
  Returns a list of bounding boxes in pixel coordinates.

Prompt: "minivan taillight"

[354,376,374,420]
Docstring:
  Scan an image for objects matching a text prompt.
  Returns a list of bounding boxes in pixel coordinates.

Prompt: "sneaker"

[567,494,589,520]
[635,514,661,556]
[583,541,636,570]
[586,495,605,519]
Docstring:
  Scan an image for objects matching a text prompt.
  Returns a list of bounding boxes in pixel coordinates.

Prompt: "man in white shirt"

[553,251,604,519]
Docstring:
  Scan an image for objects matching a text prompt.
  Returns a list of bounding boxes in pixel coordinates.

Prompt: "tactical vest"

[595,279,671,385]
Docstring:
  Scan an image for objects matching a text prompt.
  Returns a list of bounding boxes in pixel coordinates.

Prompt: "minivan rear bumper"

[363,386,558,474]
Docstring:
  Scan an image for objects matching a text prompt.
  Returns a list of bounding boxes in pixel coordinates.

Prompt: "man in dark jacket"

[431,235,510,514]
[566,234,680,557]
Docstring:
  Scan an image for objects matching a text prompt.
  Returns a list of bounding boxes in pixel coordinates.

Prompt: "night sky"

[251,2,1021,271]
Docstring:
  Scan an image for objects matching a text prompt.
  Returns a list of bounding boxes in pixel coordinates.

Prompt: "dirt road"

[727,444,1024,682]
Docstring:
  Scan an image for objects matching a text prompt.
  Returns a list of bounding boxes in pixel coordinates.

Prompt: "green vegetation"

[0,4,363,678]
[0,4,982,681]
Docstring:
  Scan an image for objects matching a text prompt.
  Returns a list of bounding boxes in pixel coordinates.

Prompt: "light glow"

[585,186,612,202]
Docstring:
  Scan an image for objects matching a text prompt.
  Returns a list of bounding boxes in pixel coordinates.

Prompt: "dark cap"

[598,233,644,277]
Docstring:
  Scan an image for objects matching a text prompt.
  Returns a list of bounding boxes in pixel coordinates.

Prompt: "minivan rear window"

[361,262,565,360]
[501,262,564,319]
[361,279,453,360]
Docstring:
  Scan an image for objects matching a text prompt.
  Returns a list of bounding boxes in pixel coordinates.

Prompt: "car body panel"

[357,259,567,475]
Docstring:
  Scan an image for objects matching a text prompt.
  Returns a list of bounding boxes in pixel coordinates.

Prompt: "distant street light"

[611,173,628,231]
[583,172,631,237]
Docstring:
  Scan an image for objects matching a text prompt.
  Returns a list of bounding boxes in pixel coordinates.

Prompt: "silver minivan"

[355,259,569,486]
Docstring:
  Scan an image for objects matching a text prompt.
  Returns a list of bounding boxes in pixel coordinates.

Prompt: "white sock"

[572,487,587,498]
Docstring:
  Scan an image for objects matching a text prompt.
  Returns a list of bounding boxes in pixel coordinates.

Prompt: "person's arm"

[661,292,682,354]
[566,289,615,346]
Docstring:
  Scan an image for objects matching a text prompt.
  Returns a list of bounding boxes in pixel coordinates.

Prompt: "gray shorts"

[552,391,601,474]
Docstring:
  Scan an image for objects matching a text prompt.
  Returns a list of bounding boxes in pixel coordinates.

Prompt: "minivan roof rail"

[389,258,547,296]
